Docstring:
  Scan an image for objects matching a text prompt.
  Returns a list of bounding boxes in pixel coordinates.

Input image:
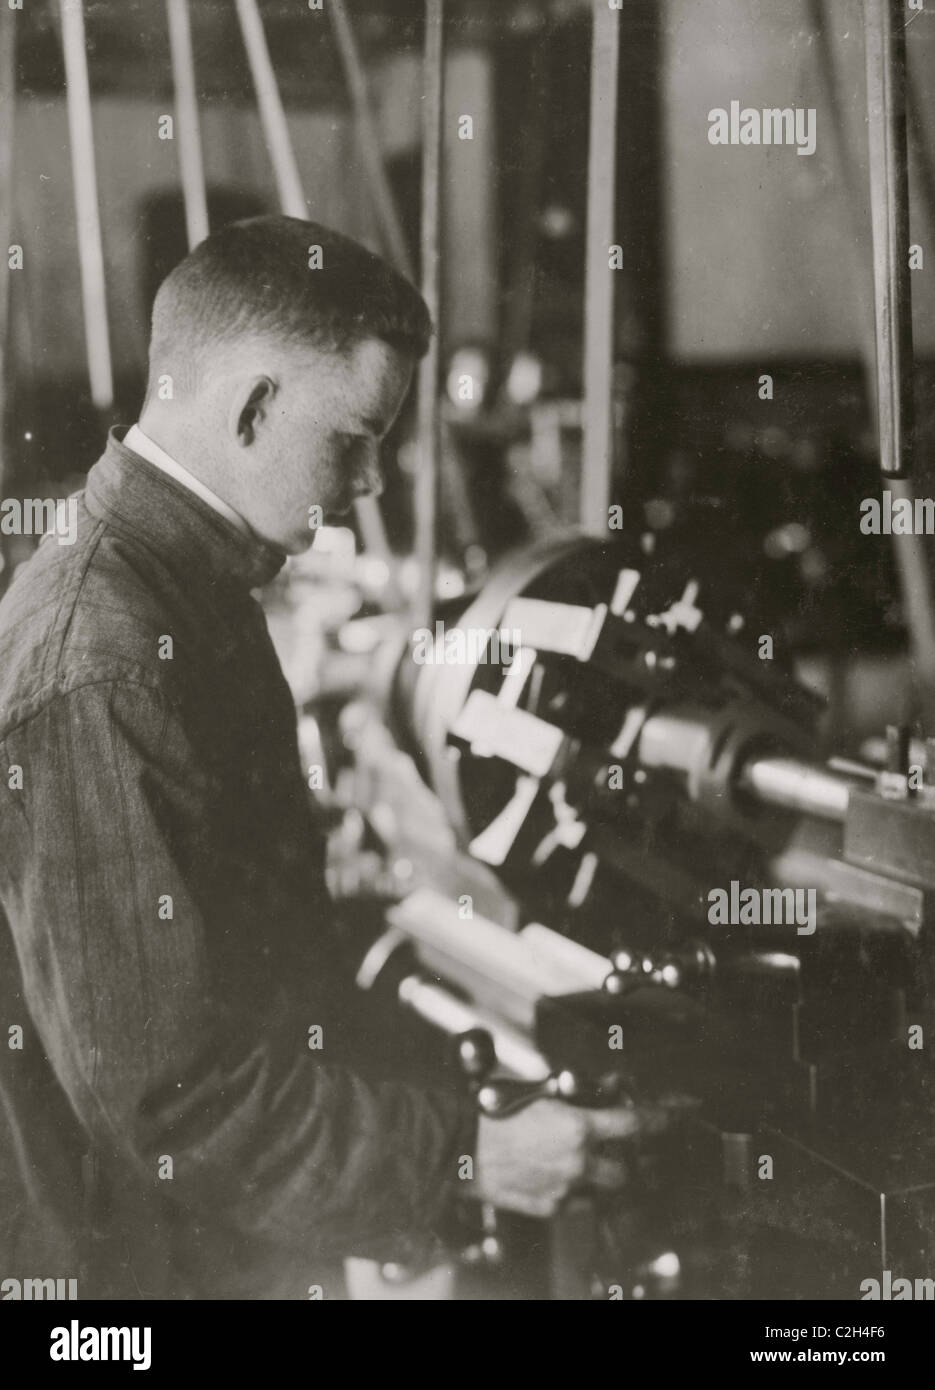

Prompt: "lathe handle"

[475,1068,590,1117]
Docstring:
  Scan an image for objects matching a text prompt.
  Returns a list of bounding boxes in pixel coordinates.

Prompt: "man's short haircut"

[145,214,431,398]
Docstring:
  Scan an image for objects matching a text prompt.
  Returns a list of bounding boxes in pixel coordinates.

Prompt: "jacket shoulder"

[0,506,185,734]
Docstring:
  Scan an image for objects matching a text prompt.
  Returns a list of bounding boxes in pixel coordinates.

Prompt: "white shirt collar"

[123,424,252,538]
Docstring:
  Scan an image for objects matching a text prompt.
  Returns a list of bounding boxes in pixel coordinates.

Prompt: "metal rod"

[498,33,549,376]
[806,3,935,729]
[166,0,209,250]
[58,0,113,411]
[0,1,16,508]
[234,0,395,574]
[581,1,620,535]
[329,0,414,279]
[886,477,935,722]
[806,0,877,413]
[234,0,306,219]
[413,0,444,633]
[397,975,550,1081]
[864,0,935,724]
[737,755,853,822]
[863,0,913,479]
[638,708,857,821]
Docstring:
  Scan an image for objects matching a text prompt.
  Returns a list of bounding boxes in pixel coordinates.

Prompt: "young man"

[0,216,650,1299]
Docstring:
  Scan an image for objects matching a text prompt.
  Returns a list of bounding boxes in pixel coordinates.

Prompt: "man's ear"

[230,375,276,447]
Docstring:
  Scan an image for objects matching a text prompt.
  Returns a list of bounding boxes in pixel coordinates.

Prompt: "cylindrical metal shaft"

[863,0,914,479]
[735,755,852,822]
[329,0,413,279]
[166,0,209,250]
[59,0,113,411]
[397,975,549,1081]
[0,1,15,512]
[581,1,620,535]
[413,0,445,634]
[637,707,856,821]
[234,0,306,218]
[864,0,935,726]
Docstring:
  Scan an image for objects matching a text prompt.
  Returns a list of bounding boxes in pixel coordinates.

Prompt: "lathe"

[334,531,935,1300]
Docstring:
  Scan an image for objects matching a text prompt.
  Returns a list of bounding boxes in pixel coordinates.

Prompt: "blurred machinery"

[330,0,935,1301]
[336,531,935,1299]
[4,0,931,1303]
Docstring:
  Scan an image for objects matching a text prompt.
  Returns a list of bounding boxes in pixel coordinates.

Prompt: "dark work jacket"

[0,430,475,1299]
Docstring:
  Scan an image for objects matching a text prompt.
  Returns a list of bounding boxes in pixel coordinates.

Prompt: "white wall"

[7,47,497,386]
[663,0,935,359]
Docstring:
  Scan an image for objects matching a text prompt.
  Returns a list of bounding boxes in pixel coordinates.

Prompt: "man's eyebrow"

[359,414,388,436]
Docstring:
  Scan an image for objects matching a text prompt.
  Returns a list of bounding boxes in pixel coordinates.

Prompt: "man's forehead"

[338,338,413,417]
[350,335,411,381]
[278,337,412,428]
[292,335,404,379]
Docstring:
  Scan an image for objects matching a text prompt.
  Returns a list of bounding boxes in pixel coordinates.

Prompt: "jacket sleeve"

[0,678,477,1260]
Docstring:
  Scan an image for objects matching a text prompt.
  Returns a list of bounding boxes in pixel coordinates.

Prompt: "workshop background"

[2,0,934,741]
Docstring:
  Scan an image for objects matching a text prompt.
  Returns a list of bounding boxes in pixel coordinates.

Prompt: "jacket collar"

[84,428,288,591]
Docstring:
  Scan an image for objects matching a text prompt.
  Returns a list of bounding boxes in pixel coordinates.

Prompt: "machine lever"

[454,1029,587,1116]
[475,1068,587,1118]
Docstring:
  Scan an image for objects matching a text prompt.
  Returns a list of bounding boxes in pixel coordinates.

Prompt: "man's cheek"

[318,457,347,504]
